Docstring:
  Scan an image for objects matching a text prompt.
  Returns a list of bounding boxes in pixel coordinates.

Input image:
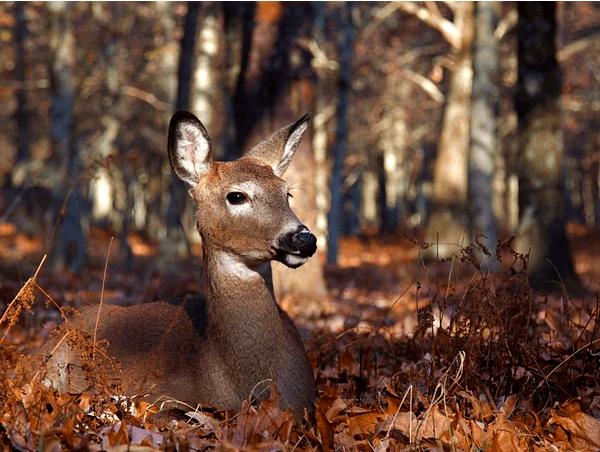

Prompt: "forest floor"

[1,222,600,450]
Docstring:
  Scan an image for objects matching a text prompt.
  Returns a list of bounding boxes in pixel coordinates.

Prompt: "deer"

[45,111,318,420]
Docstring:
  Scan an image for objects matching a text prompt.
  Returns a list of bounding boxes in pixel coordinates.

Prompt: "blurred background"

[0,1,599,299]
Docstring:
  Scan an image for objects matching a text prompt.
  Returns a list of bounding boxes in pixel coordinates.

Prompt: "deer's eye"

[226,191,247,205]
[287,193,294,199]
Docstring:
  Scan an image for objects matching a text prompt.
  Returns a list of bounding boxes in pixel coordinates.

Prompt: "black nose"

[282,226,317,257]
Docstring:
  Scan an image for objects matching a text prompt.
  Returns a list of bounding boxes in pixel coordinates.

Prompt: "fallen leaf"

[325,397,347,422]
[549,400,600,449]
[347,411,383,437]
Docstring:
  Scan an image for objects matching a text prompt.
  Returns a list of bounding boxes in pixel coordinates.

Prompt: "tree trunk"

[13,2,29,173]
[515,3,578,290]
[192,3,220,141]
[231,3,327,299]
[326,3,353,265]
[163,2,200,262]
[424,2,474,258]
[222,3,255,160]
[311,2,331,249]
[379,81,410,233]
[48,1,86,271]
[89,4,136,265]
[469,1,499,269]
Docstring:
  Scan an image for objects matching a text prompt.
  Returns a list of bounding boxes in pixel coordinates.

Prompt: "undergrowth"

[1,239,600,450]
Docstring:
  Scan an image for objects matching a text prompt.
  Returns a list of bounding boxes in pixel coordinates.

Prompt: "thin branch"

[403,69,445,103]
[297,38,339,72]
[494,9,517,41]
[0,255,48,344]
[361,2,403,42]
[121,85,170,111]
[396,1,462,49]
[313,104,336,129]
[93,237,114,359]
[558,34,600,62]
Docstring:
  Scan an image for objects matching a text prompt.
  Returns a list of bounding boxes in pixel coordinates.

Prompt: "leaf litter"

[1,229,600,450]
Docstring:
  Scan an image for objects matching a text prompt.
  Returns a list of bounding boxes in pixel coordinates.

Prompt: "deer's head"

[168,111,317,269]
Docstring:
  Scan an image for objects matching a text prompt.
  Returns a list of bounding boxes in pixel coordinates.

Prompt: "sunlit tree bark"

[469,1,499,269]
[379,81,410,233]
[231,2,327,299]
[422,2,474,258]
[192,3,220,142]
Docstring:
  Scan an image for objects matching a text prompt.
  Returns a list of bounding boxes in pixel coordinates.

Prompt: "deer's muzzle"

[281,226,317,258]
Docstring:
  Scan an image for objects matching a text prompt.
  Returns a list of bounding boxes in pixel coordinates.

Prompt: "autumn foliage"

[2,226,600,450]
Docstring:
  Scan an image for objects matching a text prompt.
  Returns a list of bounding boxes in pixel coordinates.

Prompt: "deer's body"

[46,112,317,418]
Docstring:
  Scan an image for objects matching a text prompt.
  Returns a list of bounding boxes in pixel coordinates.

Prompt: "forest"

[1,1,600,450]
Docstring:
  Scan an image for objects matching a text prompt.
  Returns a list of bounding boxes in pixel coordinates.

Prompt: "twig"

[534,338,600,392]
[403,69,445,103]
[395,1,462,49]
[0,254,48,344]
[494,9,517,41]
[34,281,69,321]
[33,254,48,279]
[122,85,169,111]
[414,351,465,441]
[558,33,600,62]
[31,331,70,386]
[385,384,414,439]
[290,433,305,452]
[369,282,416,346]
[94,237,114,359]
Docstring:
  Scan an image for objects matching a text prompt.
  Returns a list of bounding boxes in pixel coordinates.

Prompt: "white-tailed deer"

[46,111,317,419]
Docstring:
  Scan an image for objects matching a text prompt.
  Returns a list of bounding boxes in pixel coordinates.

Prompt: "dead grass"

[1,227,600,450]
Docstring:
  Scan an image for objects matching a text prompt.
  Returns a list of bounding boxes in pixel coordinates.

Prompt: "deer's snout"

[281,226,317,258]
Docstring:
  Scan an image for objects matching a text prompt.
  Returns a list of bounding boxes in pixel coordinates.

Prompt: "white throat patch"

[216,252,259,279]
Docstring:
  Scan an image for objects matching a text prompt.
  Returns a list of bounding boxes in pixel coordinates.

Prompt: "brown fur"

[45,112,316,419]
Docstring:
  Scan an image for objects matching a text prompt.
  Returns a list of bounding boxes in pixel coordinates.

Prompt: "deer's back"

[47,297,314,415]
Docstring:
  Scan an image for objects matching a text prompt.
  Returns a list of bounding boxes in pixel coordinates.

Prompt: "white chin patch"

[282,253,309,268]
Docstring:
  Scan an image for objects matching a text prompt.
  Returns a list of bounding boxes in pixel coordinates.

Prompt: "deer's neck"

[202,248,285,358]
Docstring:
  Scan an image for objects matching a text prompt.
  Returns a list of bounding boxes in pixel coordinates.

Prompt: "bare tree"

[192,3,221,141]
[395,2,475,257]
[469,1,500,269]
[164,2,201,260]
[327,3,354,265]
[48,2,87,271]
[227,3,327,299]
[13,2,29,175]
[222,3,256,160]
[515,3,578,289]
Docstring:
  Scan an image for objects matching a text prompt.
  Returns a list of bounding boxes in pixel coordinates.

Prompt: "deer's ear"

[245,114,310,177]
[168,111,212,186]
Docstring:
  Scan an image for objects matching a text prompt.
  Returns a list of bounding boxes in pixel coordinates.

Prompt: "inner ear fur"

[168,110,212,187]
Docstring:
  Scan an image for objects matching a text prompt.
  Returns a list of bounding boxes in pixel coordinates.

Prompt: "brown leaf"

[419,405,453,440]
[108,421,130,447]
[389,411,417,437]
[325,397,347,422]
[347,411,383,437]
[338,350,354,373]
[316,405,334,452]
[499,394,518,418]
[549,400,600,449]
[61,418,75,449]
[458,390,494,420]
[488,414,523,452]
